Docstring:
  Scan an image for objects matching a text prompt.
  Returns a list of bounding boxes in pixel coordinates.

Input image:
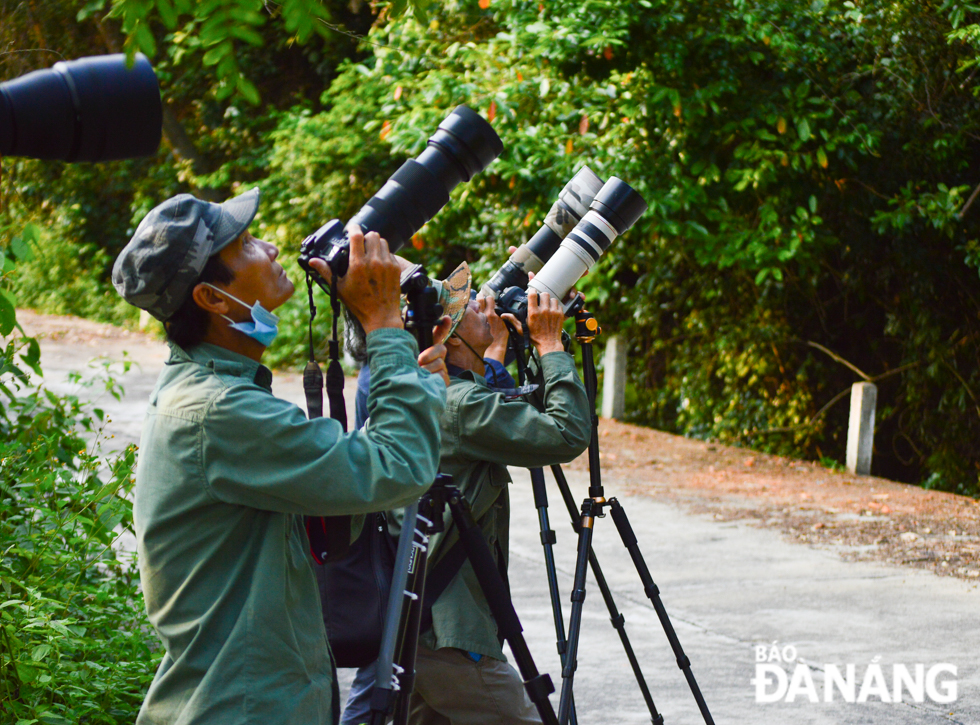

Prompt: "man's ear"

[192,283,229,316]
[445,333,462,348]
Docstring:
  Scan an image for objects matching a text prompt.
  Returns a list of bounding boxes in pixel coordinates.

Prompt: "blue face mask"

[203,284,280,347]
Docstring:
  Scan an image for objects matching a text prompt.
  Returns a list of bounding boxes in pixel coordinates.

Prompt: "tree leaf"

[133,22,157,57]
[797,118,811,142]
[0,289,16,336]
[229,25,265,47]
[22,223,41,243]
[236,75,261,105]
[11,236,33,261]
[157,0,179,29]
[202,41,231,66]
[21,337,42,376]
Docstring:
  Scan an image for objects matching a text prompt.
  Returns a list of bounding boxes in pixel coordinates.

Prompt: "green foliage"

[5,0,980,494]
[254,0,980,494]
[109,0,427,104]
[1,226,159,722]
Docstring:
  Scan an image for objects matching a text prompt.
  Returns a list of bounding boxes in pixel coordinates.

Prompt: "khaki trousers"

[408,646,542,725]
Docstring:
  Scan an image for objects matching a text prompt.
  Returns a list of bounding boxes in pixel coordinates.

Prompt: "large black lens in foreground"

[0,53,162,162]
[300,105,503,278]
[347,105,502,252]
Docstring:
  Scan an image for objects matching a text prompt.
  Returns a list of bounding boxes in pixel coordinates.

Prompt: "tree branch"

[806,341,871,381]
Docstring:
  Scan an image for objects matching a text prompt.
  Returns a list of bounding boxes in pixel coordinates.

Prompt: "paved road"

[30,330,980,725]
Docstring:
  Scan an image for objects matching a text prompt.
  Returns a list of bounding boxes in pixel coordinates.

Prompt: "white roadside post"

[601,334,627,420]
[846,382,877,475]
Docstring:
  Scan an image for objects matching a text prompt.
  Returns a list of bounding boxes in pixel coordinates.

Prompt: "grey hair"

[343,306,369,364]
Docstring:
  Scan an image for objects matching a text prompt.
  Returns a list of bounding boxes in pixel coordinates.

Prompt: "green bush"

[1,226,160,723]
[7,0,980,494]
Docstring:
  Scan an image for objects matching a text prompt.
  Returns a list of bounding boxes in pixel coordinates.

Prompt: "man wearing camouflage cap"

[112,188,450,725]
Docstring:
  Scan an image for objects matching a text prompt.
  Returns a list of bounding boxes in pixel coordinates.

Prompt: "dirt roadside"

[565,421,980,581]
[16,308,980,582]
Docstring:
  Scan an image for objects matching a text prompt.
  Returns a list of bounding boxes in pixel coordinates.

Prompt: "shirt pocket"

[487,463,507,489]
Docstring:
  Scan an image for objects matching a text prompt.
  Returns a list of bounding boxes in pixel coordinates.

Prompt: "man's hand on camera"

[526,289,565,356]
[479,293,521,364]
[308,227,403,333]
[417,315,452,386]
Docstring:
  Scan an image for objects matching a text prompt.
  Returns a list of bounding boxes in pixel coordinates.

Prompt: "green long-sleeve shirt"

[134,328,445,725]
[415,350,591,660]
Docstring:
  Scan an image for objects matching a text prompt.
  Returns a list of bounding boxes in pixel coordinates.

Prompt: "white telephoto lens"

[544,166,605,238]
[528,209,617,302]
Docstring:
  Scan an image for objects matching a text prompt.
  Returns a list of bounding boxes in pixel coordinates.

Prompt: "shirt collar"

[166,340,273,390]
[447,362,488,386]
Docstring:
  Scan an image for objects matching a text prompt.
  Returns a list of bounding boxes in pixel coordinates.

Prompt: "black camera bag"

[315,512,467,668]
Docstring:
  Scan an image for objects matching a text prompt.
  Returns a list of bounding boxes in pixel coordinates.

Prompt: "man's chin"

[272,282,296,310]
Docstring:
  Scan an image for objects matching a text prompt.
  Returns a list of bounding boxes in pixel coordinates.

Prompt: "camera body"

[298,219,349,278]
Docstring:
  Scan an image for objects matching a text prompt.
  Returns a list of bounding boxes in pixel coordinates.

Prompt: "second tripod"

[543,310,715,725]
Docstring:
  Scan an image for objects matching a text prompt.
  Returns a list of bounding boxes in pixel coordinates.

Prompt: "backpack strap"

[418,538,468,635]
[416,476,507,634]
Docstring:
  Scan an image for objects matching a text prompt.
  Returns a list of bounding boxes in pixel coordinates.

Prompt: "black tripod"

[521,310,714,725]
[372,476,560,725]
[367,270,560,725]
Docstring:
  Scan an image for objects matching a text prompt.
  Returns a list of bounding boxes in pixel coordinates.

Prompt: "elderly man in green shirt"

[111,188,449,725]
[402,285,592,724]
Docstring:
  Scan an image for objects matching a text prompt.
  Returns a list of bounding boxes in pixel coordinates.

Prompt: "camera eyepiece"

[299,105,503,280]
[0,54,161,162]
[481,166,604,299]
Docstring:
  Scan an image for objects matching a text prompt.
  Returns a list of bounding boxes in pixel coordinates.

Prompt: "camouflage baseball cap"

[111,188,260,321]
[431,261,471,339]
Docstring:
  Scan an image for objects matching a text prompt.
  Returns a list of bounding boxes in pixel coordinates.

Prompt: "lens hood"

[590,177,648,235]
[0,53,161,162]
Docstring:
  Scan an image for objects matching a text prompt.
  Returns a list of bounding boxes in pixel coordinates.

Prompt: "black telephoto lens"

[0,54,162,162]
[300,105,503,279]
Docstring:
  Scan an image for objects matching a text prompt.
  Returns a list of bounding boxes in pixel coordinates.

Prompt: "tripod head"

[573,308,599,343]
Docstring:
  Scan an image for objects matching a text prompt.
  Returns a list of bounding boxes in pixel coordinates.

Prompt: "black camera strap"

[303,272,352,564]
[325,274,348,431]
[303,273,324,418]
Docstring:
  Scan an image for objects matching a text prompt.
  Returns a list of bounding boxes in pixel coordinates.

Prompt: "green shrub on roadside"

[1,226,160,723]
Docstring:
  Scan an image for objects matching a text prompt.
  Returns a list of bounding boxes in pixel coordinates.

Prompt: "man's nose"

[260,240,279,260]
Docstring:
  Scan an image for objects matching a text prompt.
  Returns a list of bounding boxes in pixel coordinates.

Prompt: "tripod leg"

[530,468,579,725]
[557,500,595,725]
[370,503,420,725]
[446,489,560,725]
[551,465,664,724]
[609,499,715,725]
[585,547,663,725]
[391,508,432,725]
